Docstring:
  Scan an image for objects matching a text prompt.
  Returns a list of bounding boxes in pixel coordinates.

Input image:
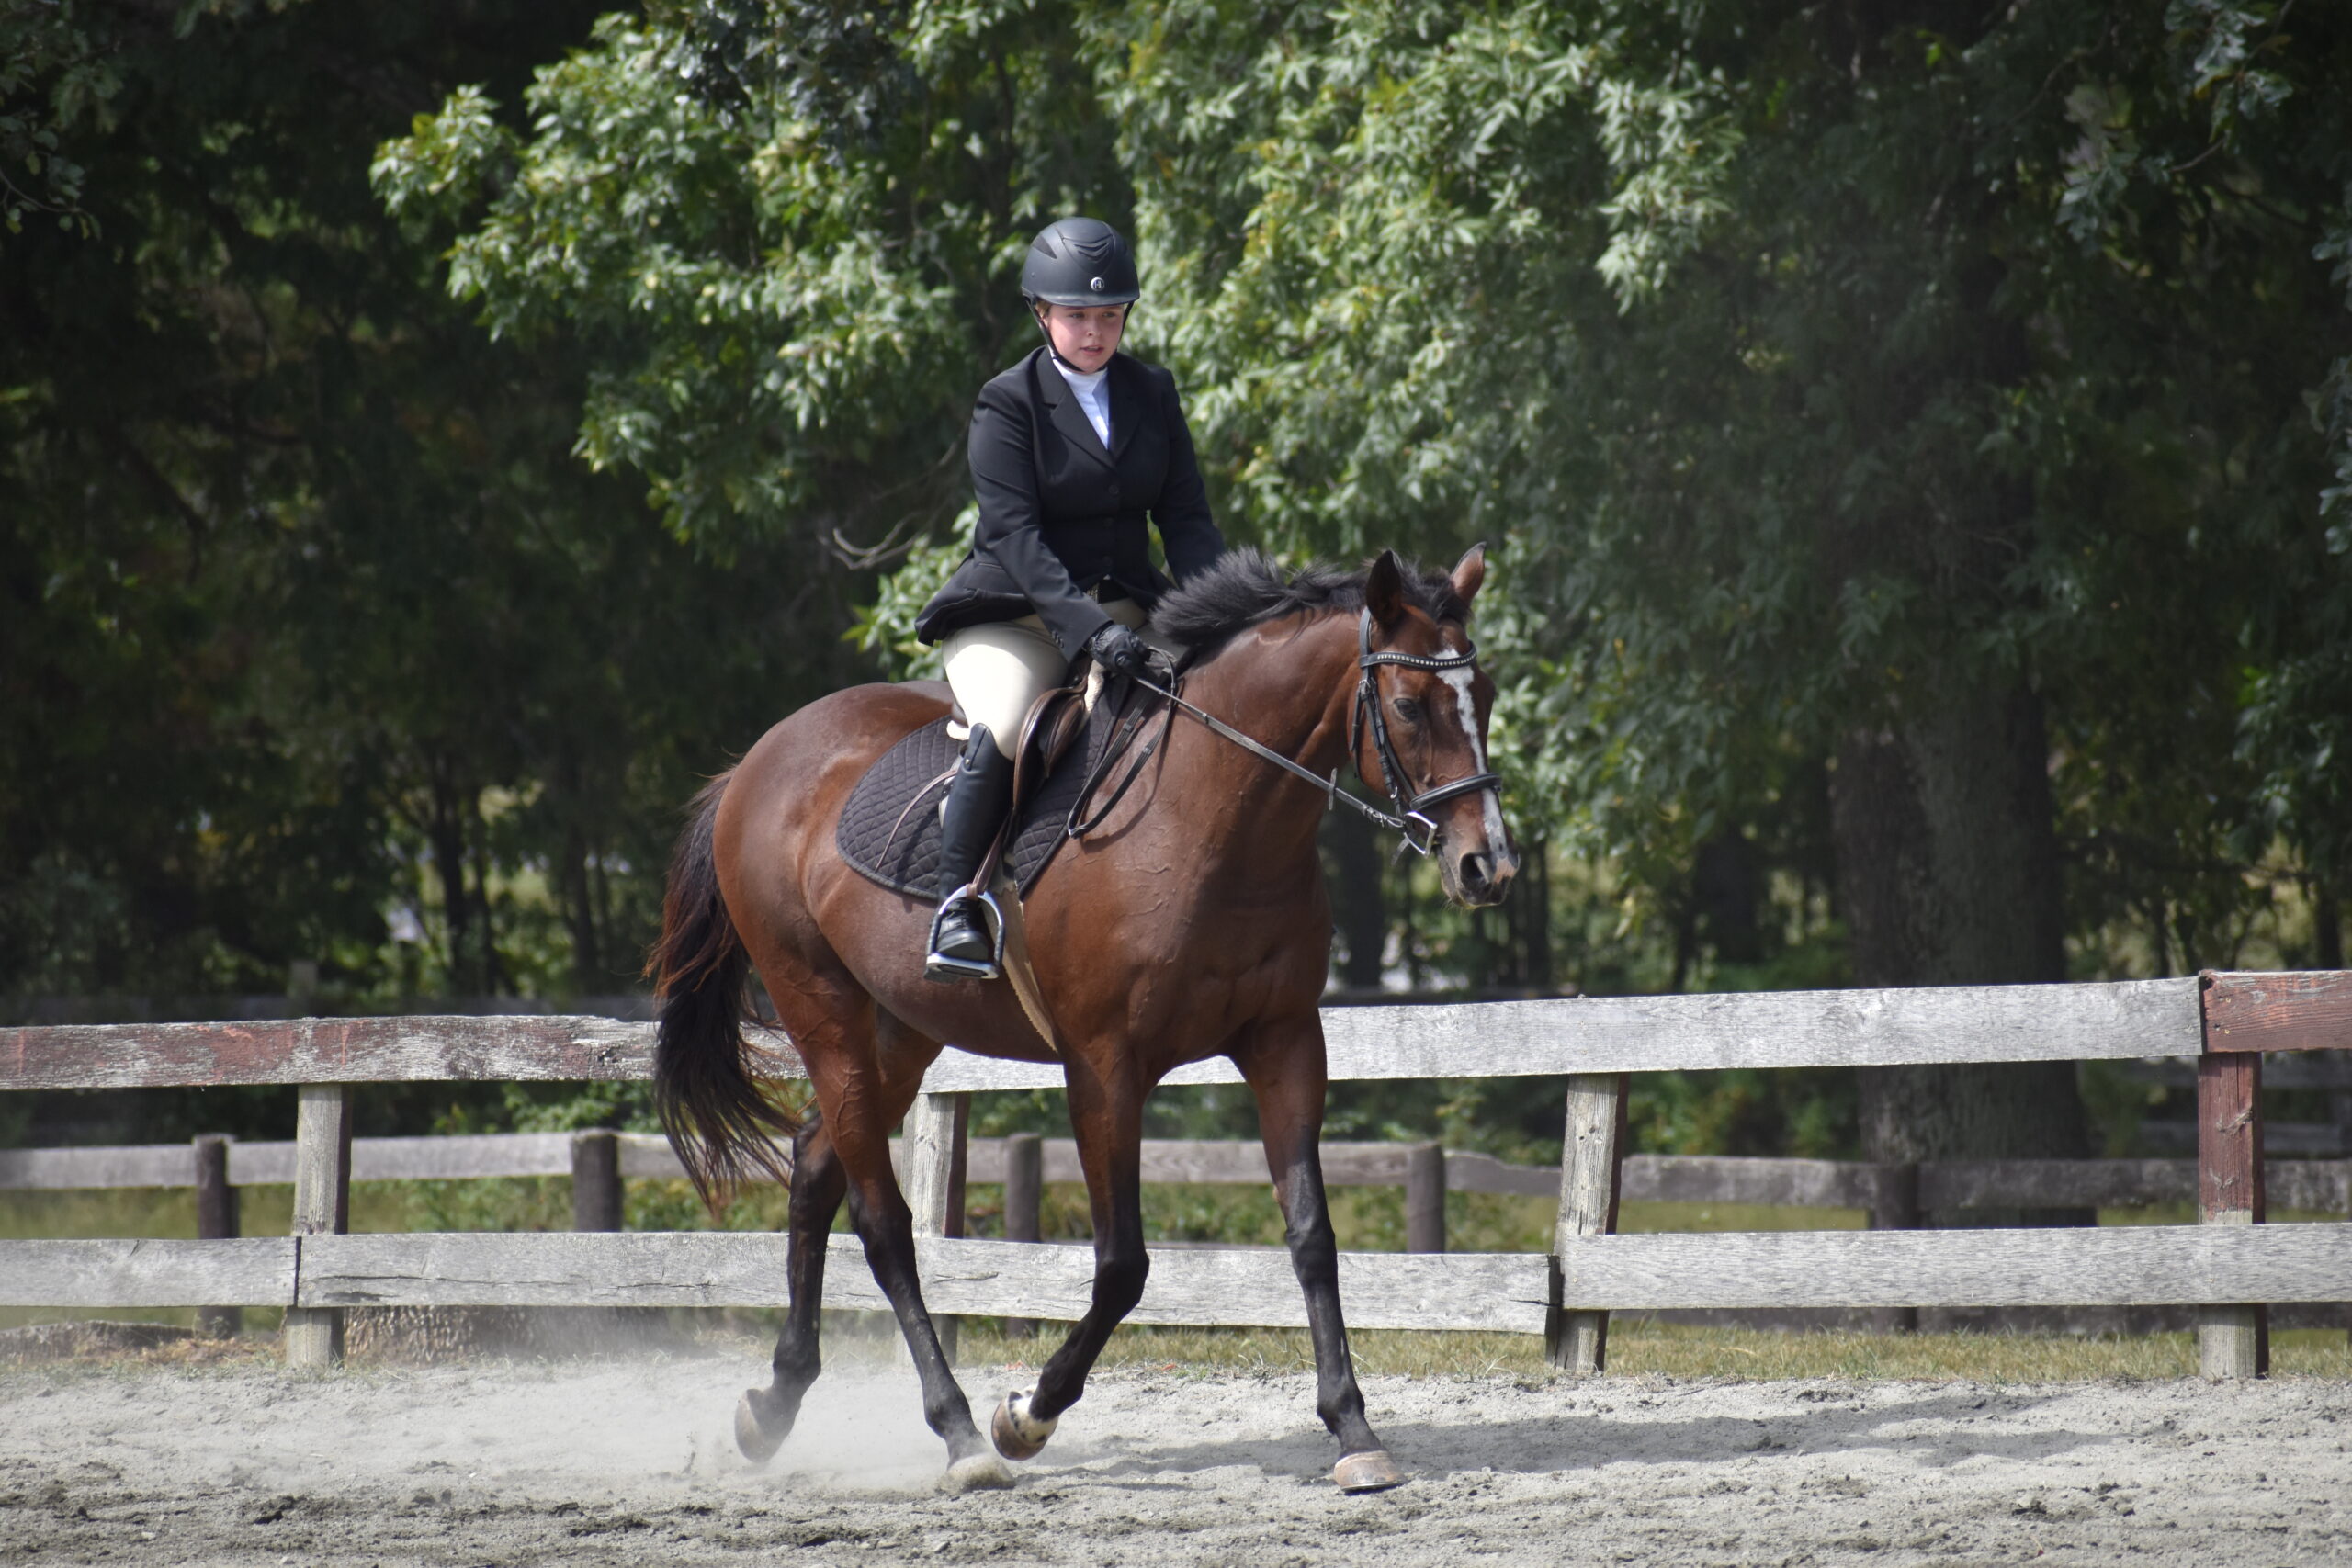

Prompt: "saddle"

[834,677,1148,902]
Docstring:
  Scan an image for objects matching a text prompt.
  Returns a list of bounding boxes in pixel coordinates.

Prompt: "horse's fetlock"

[922,1390,976,1443]
[1317,1389,1366,1433]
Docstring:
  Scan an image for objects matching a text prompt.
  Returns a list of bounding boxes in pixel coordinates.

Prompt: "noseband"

[1122,608,1502,857]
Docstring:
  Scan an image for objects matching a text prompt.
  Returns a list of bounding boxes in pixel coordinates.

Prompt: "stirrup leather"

[924,887,1007,982]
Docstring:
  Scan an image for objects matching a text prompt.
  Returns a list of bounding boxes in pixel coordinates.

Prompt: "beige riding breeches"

[941,597,1159,759]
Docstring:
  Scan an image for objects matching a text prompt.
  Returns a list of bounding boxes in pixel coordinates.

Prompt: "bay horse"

[649,546,1516,1492]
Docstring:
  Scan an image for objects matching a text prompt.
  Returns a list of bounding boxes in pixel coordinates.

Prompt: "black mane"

[1149,548,1468,660]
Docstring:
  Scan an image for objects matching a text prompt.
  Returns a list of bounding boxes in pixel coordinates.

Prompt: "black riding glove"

[1086,620,1148,679]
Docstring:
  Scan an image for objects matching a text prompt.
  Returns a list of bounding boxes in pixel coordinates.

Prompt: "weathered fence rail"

[0,975,2209,1089]
[6,971,2352,1378]
[16,1225,2346,1331]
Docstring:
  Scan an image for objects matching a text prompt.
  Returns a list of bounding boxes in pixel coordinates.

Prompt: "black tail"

[647,771,799,1214]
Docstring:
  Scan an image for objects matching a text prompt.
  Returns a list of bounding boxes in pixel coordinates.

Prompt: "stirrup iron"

[924,887,1007,983]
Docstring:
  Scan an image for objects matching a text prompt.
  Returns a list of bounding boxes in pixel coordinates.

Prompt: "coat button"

[1108,485,1121,504]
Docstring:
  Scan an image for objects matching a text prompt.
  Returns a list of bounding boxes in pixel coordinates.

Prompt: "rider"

[911,216,1226,981]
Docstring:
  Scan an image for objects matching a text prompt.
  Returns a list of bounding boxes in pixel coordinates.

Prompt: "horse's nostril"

[1460,852,1492,891]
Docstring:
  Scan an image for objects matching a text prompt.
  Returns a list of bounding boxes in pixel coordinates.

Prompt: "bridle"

[1346,609,1503,853]
[1111,607,1502,856]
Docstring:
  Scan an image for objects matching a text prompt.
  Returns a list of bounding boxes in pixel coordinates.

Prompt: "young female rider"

[910,216,1226,980]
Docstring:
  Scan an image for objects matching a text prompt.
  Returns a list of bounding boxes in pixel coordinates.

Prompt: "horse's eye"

[1391,695,1421,725]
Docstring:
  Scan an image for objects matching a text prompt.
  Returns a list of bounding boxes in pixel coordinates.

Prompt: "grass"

[6,1180,2348,1381]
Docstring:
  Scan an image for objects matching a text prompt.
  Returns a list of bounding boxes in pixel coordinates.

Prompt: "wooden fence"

[6,971,2352,1378]
[9,1130,2351,1254]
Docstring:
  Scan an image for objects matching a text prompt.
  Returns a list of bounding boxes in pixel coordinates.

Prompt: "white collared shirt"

[1051,355,1112,449]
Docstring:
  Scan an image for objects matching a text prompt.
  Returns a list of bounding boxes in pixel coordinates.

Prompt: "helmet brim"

[1025,288,1140,308]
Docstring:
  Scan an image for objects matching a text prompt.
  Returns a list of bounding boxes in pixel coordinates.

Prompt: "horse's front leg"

[989,1061,1146,1463]
[734,1111,846,1463]
[1238,1014,1405,1493]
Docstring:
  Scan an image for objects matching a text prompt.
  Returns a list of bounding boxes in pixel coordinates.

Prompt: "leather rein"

[1091,607,1502,856]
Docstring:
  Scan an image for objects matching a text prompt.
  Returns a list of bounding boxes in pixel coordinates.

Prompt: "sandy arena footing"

[3,1350,2348,1564]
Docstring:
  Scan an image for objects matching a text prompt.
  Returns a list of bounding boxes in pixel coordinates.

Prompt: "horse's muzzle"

[1450,842,1516,908]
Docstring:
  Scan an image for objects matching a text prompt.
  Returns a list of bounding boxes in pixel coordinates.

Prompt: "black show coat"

[915,346,1225,658]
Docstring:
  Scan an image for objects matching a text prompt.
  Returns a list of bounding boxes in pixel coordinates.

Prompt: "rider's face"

[1038,303,1126,373]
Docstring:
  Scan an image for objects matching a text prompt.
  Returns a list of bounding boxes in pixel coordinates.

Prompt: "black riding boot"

[925,723,1015,982]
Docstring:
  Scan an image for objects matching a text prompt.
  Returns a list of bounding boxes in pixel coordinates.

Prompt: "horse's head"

[1355,546,1519,908]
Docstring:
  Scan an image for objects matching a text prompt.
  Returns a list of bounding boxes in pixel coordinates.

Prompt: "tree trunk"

[1831,677,2092,1244]
[1521,840,1554,993]
[467,792,503,994]
[1692,831,1765,965]
[427,768,475,995]
[560,824,601,994]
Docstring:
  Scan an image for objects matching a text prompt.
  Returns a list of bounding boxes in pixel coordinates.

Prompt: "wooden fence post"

[1864,1160,1920,1335]
[1548,1074,1627,1374]
[570,1130,623,1232]
[2196,1049,2267,1379]
[902,1090,970,1363]
[283,1083,352,1368]
[193,1134,239,1338]
[1001,1131,1043,1339]
[1405,1142,1447,1254]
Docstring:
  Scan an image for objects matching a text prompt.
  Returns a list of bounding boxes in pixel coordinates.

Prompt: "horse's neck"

[1168,612,1360,865]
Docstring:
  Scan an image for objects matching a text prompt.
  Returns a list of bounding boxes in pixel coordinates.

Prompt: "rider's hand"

[1087,621,1148,679]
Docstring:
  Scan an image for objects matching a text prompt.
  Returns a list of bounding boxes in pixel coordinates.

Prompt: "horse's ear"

[1365,549,1409,631]
[1450,542,1487,607]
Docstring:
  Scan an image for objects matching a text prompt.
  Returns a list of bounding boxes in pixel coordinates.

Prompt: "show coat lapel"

[1034,352,1114,468]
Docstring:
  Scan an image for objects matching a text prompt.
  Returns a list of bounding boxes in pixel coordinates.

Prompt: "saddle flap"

[1014,686,1089,807]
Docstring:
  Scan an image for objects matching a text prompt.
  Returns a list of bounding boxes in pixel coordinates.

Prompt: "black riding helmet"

[1020,217,1140,308]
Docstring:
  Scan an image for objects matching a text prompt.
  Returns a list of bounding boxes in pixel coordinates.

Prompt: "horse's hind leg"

[735,1111,847,1463]
[821,1008,1009,1491]
[1237,1014,1405,1493]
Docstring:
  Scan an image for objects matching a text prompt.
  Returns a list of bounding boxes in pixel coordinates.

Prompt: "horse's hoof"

[1332,1449,1408,1493]
[990,1389,1058,1461]
[940,1452,1016,1493]
[734,1391,787,1466]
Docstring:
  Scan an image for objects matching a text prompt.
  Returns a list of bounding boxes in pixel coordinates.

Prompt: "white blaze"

[1437,662,1510,860]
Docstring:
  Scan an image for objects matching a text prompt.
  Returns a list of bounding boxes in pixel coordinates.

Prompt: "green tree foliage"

[1108,0,2352,972]
[370,0,2352,985]
[372,0,1127,558]
[0,1,859,1001]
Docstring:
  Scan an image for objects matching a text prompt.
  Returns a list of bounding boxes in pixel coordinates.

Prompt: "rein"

[1107,607,1501,857]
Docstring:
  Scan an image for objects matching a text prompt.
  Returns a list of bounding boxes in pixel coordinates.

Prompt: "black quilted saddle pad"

[834,690,1143,901]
